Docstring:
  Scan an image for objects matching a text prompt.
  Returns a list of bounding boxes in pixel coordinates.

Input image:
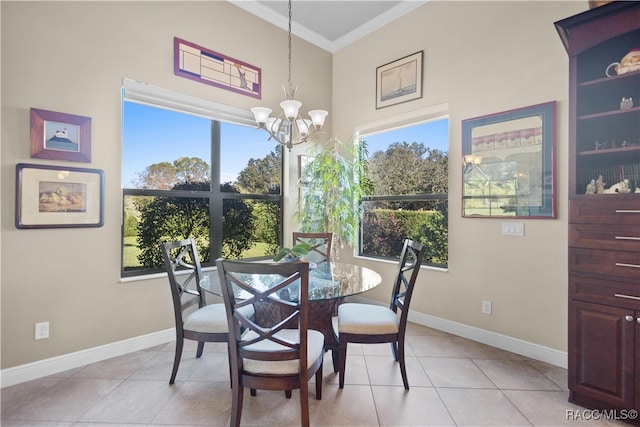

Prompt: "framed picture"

[174,37,262,99]
[30,108,92,163]
[462,101,557,219]
[376,51,423,109]
[16,163,104,229]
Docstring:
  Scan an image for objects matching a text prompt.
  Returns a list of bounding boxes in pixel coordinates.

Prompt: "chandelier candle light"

[251,0,328,150]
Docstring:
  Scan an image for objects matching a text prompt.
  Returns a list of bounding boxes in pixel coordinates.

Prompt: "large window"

[122,82,282,277]
[360,118,449,268]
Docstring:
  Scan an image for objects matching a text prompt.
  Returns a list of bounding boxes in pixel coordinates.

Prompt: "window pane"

[365,119,449,196]
[220,122,282,194]
[360,118,449,267]
[121,86,284,277]
[123,194,211,272]
[122,102,212,190]
[222,199,281,259]
[362,198,448,266]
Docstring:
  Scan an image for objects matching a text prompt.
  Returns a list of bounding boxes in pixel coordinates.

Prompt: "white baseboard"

[1,303,568,388]
[346,295,568,369]
[1,328,175,388]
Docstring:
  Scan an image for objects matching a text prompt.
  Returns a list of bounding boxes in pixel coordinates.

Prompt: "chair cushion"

[184,303,254,334]
[241,329,324,375]
[338,303,399,335]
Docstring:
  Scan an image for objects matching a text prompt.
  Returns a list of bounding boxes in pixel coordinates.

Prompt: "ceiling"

[230,1,428,53]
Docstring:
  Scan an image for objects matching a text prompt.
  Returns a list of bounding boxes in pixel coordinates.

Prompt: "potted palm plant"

[295,138,373,256]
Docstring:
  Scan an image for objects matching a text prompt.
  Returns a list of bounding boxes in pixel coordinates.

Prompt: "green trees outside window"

[359,121,449,267]
[122,101,282,276]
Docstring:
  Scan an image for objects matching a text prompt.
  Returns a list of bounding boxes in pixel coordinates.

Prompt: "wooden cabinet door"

[569,300,635,409]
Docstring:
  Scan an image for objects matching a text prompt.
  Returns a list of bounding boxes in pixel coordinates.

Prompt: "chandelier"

[251,0,328,151]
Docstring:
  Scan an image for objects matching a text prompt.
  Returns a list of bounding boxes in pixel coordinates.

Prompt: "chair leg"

[230,384,244,427]
[196,341,205,358]
[170,338,184,385]
[300,377,310,427]
[285,390,292,398]
[250,388,257,396]
[338,339,348,389]
[315,361,323,400]
[227,343,233,389]
[398,339,409,390]
[390,341,399,361]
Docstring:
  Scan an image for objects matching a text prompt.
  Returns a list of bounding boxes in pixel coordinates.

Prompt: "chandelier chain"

[250,0,327,150]
[287,0,293,97]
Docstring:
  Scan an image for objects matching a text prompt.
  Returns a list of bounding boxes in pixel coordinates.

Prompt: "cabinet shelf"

[577,71,640,118]
[578,106,640,121]
[576,109,640,154]
[578,145,640,157]
[578,69,640,88]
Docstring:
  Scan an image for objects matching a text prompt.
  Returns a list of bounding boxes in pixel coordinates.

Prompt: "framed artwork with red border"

[30,108,91,163]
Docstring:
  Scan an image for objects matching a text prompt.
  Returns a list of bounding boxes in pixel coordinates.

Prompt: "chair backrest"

[161,238,206,327]
[292,232,333,263]
[216,259,310,371]
[390,239,426,328]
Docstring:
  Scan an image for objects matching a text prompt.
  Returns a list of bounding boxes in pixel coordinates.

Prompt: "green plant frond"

[273,242,312,261]
[291,242,312,255]
[296,138,374,247]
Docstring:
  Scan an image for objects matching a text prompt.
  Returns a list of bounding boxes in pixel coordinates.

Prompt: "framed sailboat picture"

[30,108,92,163]
[376,51,423,109]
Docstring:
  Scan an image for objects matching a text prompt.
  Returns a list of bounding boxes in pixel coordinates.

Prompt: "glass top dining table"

[200,261,382,302]
[200,260,382,371]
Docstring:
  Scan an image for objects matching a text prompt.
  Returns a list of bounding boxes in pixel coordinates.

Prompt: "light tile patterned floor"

[0,323,628,426]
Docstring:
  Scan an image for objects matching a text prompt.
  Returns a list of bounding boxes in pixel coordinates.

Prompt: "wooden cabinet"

[556,2,640,421]
[569,300,636,410]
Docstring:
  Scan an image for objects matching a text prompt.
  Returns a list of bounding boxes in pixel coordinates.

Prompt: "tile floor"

[1,323,628,426]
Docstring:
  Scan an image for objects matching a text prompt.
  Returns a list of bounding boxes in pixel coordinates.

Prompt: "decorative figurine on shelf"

[620,97,634,110]
[595,175,606,194]
[603,179,631,194]
[585,179,596,194]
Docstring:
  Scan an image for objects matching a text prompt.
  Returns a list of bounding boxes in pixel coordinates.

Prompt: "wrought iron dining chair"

[335,239,426,390]
[216,258,324,427]
[293,232,333,263]
[160,238,241,385]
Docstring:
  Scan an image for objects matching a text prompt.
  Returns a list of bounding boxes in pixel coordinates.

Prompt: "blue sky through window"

[122,102,276,187]
[123,102,448,187]
[362,118,449,156]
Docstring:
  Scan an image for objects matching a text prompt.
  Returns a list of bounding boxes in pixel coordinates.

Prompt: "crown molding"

[332,1,428,52]
[230,0,429,53]
[231,1,334,50]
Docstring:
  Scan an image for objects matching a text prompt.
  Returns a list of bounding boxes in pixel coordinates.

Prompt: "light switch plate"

[502,222,524,236]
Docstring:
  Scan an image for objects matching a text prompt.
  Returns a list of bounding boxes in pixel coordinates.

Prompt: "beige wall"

[332,0,586,351]
[1,0,587,370]
[0,1,331,369]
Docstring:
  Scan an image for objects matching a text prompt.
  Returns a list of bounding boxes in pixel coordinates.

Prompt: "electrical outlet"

[35,322,49,340]
[482,300,492,315]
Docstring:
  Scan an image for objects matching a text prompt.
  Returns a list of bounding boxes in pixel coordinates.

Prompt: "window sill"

[353,255,448,273]
[119,266,218,284]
